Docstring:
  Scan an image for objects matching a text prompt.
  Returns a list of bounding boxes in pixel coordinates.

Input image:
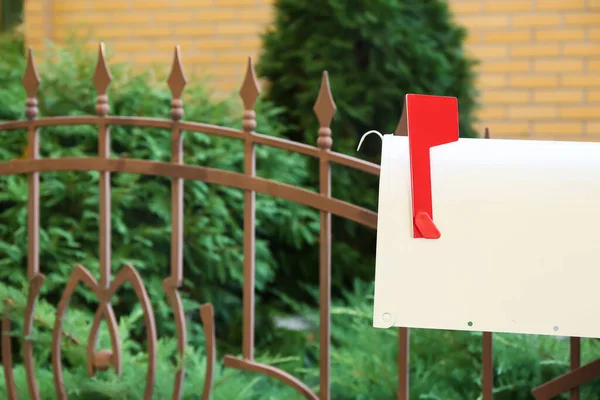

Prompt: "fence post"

[165,45,188,400]
[570,337,581,400]
[482,127,493,400]
[23,46,43,400]
[398,328,410,400]
[394,106,410,400]
[80,44,124,387]
[94,42,112,290]
[313,71,336,400]
[482,330,493,400]
[239,57,260,361]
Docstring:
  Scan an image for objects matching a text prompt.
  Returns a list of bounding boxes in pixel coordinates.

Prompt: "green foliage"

[257,0,480,300]
[7,275,598,400]
[0,281,303,400]
[259,0,479,148]
[0,32,319,349]
[274,281,600,400]
[0,0,23,33]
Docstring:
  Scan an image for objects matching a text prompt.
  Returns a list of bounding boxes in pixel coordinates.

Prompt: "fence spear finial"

[22,47,40,121]
[239,57,260,133]
[93,43,112,117]
[313,71,336,150]
[167,45,187,121]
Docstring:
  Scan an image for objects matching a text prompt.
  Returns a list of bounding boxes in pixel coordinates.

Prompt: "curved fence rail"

[0,43,594,400]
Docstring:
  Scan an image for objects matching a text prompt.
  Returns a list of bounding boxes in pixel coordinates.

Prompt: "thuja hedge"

[257,0,481,301]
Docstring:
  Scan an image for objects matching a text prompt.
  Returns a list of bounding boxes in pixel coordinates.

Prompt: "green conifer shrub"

[257,0,480,299]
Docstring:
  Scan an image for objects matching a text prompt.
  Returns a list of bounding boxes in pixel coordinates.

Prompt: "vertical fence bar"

[394,105,410,400]
[2,306,17,400]
[22,46,43,400]
[570,337,581,400]
[398,328,409,400]
[24,48,40,302]
[313,71,336,400]
[239,57,260,360]
[482,332,493,399]
[165,45,188,400]
[482,127,493,400]
[86,43,123,381]
[199,304,216,400]
[93,43,112,290]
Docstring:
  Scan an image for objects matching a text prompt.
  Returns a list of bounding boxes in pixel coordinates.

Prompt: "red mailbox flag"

[404,94,459,239]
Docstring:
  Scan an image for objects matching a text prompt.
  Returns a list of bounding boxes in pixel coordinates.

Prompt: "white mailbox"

[371,94,600,338]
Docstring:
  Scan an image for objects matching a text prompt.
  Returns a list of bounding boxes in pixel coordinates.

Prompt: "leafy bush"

[0,281,303,400]
[0,31,319,350]
[0,0,23,33]
[257,0,480,301]
[259,0,478,148]
[8,273,599,400]
[4,266,600,399]
[274,281,600,400]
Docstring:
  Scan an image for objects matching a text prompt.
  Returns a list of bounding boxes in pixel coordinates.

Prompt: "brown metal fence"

[0,43,596,400]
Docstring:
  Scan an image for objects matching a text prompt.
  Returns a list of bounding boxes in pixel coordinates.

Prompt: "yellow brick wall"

[24,0,273,94]
[23,0,52,46]
[22,0,600,140]
[452,0,600,140]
